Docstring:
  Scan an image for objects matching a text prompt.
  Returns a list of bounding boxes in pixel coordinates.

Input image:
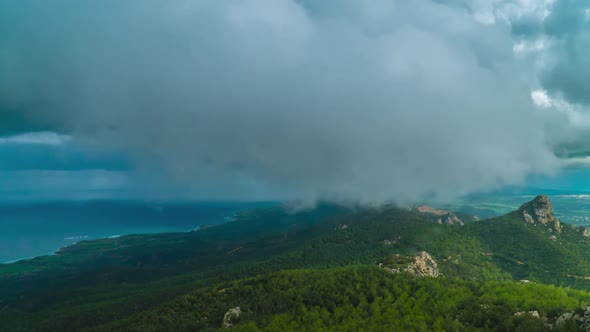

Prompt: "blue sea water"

[0,201,276,263]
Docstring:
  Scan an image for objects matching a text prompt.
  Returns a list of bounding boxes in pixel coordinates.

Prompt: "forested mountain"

[3,195,590,331]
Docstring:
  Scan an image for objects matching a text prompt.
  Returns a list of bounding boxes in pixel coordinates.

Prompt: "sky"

[1,0,590,204]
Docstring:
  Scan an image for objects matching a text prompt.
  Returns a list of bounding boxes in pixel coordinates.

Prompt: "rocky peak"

[519,195,561,233]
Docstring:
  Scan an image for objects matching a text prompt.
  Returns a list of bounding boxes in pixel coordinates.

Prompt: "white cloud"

[0,131,71,146]
[513,38,548,55]
[494,0,555,22]
[531,90,552,107]
[531,89,590,128]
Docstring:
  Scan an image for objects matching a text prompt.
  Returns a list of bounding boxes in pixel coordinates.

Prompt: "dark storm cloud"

[541,1,590,105]
[510,0,590,106]
[0,0,560,203]
[504,0,590,162]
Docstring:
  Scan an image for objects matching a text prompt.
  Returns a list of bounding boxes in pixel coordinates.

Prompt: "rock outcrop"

[222,307,241,329]
[509,306,590,330]
[514,310,540,318]
[415,205,465,226]
[523,210,535,225]
[383,236,401,246]
[555,306,590,331]
[519,195,561,233]
[379,251,440,278]
[407,251,440,277]
[336,224,349,230]
[442,212,464,226]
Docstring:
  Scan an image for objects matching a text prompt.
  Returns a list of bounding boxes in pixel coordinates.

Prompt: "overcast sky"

[1,0,590,203]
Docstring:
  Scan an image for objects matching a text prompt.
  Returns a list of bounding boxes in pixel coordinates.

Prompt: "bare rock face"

[222,307,241,329]
[519,195,561,233]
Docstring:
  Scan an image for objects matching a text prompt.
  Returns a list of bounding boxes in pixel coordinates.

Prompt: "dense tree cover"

[466,211,590,288]
[3,198,590,330]
[95,266,589,331]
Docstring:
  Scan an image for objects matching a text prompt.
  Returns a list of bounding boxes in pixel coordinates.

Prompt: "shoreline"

[1,226,203,265]
[0,206,247,265]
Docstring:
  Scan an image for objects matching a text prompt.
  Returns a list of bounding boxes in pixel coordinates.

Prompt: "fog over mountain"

[1,0,589,204]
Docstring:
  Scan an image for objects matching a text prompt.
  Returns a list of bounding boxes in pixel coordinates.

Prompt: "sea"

[0,201,276,263]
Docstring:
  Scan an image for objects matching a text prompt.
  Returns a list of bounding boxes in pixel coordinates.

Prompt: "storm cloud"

[0,0,572,203]
[505,0,590,163]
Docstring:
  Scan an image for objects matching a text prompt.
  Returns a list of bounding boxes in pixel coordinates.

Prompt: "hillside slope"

[96,266,590,331]
[465,195,590,289]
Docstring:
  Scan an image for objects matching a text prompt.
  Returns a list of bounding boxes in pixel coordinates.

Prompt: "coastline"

[0,205,250,265]
[1,227,201,265]
[0,222,221,265]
